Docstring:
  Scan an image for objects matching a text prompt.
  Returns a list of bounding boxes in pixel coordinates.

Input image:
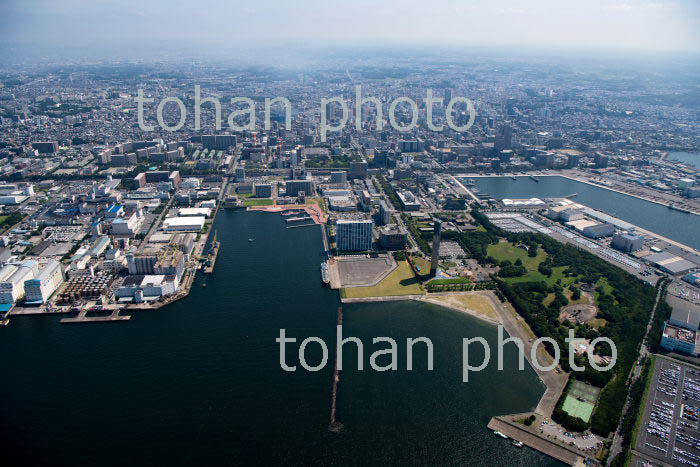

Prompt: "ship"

[668,204,691,214]
[512,440,523,448]
[321,261,330,286]
[493,430,508,439]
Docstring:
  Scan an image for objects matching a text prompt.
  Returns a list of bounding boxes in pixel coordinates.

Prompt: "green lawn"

[342,261,424,298]
[488,242,547,270]
[488,243,576,286]
[244,198,274,206]
[0,215,7,224]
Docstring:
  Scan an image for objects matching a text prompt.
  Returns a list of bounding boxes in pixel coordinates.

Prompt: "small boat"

[493,430,508,439]
[321,262,330,286]
[248,238,254,242]
[512,440,523,448]
[202,283,207,288]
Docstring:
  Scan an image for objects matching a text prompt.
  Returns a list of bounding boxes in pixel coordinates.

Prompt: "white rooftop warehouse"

[162,216,206,232]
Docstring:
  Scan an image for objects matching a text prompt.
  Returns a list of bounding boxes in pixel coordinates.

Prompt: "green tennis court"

[562,396,595,422]
[562,380,600,422]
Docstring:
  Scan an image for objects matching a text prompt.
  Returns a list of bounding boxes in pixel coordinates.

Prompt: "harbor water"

[468,176,700,250]
[0,210,558,466]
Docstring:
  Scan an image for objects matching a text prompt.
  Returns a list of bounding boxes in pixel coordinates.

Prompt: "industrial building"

[0,260,39,304]
[24,260,64,305]
[162,216,206,232]
[582,223,615,239]
[335,219,373,251]
[645,251,697,275]
[178,207,212,218]
[611,232,645,253]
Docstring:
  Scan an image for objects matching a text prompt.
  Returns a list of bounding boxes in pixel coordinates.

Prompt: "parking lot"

[636,358,700,466]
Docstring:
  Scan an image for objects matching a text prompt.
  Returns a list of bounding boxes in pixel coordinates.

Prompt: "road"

[607,279,667,464]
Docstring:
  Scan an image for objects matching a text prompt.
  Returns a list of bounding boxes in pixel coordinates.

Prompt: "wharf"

[61,307,131,324]
[487,416,585,466]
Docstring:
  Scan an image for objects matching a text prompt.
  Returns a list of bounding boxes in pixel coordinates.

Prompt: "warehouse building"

[163,216,205,232]
[24,260,64,305]
[582,223,615,239]
[646,251,697,275]
[178,207,212,218]
[0,260,39,304]
[611,232,645,253]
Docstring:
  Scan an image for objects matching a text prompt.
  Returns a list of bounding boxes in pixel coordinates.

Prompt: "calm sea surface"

[0,210,558,466]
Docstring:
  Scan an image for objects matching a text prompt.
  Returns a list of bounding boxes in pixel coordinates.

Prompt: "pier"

[285,216,312,223]
[329,306,343,433]
[61,307,131,324]
[564,193,578,198]
[203,230,220,274]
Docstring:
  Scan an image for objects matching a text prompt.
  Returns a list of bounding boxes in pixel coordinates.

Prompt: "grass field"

[488,242,577,287]
[341,261,424,298]
[488,242,546,270]
[410,256,432,279]
[243,198,274,207]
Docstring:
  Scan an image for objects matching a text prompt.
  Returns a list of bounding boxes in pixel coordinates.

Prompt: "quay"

[61,307,131,324]
[487,415,586,466]
[204,230,220,274]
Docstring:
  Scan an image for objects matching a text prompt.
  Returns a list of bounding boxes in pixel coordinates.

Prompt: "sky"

[0,0,699,58]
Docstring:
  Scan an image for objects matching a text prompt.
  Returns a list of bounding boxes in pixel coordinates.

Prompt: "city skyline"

[1,0,700,62]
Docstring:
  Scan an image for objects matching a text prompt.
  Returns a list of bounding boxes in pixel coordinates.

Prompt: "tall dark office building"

[430,221,442,277]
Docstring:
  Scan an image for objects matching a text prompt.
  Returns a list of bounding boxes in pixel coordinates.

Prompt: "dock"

[285,216,312,222]
[61,307,131,324]
[487,416,585,466]
[329,306,343,433]
[203,230,220,274]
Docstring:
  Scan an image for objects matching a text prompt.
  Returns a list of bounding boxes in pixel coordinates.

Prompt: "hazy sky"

[1,0,699,55]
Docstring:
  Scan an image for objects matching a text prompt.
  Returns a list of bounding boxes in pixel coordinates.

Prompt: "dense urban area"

[1,54,699,467]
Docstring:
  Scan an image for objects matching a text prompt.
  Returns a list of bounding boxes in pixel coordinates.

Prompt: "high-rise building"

[336,220,373,252]
[349,161,368,180]
[330,171,347,184]
[430,221,442,276]
[235,167,246,182]
[494,123,512,151]
[285,180,314,197]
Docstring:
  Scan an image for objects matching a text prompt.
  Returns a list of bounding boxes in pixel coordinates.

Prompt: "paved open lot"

[635,357,700,466]
[335,254,396,287]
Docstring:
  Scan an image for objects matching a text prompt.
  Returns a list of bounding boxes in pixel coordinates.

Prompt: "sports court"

[562,380,600,422]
